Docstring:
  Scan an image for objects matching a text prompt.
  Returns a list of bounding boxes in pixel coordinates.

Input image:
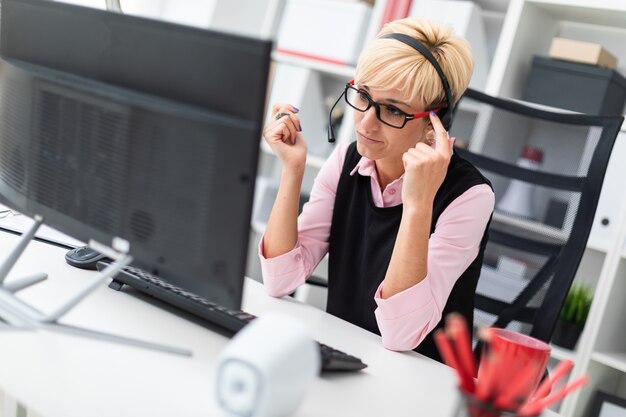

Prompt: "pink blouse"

[259,142,494,351]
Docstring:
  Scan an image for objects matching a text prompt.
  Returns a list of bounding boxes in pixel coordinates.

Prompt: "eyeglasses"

[344,80,438,129]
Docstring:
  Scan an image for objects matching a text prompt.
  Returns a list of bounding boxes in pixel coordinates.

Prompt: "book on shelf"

[379,0,412,30]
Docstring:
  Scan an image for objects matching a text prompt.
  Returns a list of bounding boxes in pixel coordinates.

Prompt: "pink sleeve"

[373,184,495,351]
[259,143,350,297]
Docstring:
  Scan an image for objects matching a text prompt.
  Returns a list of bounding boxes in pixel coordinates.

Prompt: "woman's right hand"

[263,104,307,172]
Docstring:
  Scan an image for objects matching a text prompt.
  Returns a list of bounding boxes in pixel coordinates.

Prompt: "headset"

[328,33,454,143]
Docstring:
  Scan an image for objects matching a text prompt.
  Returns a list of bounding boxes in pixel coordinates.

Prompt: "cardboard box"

[549,37,618,69]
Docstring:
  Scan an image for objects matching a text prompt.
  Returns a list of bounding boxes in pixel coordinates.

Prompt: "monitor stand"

[105,0,122,13]
[0,215,191,356]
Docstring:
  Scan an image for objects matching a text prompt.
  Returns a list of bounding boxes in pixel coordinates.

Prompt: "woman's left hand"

[401,112,455,209]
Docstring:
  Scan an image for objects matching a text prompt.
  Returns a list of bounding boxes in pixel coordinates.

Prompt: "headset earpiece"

[438,108,452,131]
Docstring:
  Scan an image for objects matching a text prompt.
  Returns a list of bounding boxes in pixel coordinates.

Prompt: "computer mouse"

[65,245,110,270]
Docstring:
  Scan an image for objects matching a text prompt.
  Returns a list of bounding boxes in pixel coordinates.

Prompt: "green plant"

[560,283,593,326]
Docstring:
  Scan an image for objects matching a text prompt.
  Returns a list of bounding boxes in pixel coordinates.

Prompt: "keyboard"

[98,262,367,372]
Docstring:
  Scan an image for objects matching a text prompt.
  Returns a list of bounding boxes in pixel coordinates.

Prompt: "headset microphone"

[327,90,345,143]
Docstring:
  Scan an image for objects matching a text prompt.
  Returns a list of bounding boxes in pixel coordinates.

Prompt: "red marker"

[518,375,589,416]
[532,360,574,400]
[434,329,473,393]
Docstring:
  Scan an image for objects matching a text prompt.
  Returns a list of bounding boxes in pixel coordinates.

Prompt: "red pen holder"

[479,329,551,403]
[453,391,540,417]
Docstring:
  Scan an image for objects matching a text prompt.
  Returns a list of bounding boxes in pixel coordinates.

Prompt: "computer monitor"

[0,0,271,310]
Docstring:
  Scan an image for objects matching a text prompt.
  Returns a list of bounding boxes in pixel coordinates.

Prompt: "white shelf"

[591,351,626,373]
[550,344,576,361]
[491,211,567,242]
[272,51,355,78]
[458,100,486,114]
[307,153,327,169]
[525,0,626,27]
[260,140,272,154]
[508,98,579,114]
[260,140,328,170]
[481,9,507,20]
[474,0,511,13]
[585,237,610,253]
[251,220,267,235]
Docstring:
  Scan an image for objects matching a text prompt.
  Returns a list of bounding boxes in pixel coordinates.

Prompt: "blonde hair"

[354,17,474,110]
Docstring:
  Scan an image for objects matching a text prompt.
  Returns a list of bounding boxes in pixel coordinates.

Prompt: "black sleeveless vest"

[327,142,492,362]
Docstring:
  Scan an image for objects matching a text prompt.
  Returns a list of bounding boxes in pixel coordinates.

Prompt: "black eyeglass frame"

[343,80,439,129]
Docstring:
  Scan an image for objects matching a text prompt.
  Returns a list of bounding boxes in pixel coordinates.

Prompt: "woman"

[259,16,494,361]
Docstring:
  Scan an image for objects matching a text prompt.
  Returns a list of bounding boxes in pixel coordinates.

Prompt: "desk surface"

[0,233,557,417]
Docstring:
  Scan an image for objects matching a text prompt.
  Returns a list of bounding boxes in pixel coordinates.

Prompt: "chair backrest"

[452,88,623,344]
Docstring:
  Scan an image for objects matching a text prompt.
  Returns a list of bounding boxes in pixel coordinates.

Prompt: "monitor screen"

[0,0,271,309]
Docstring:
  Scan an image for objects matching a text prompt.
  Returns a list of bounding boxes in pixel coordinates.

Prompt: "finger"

[272,103,292,115]
[407,146,429,158]
[403,154,427,171]
[271,103,283,115]
[429,111,450,155]
[272,103,300,117]
[405,148,430,165]
[273,110,291,122]
[280,125,293,144]
[449,137,456,153]
[402,151,414,167]
[270,112,297,139]
[293,131,304,145]
[272,111,301,133]
[267,123,290,144]
[279,120,297,143]
[282,114,302,133]
[414,142,437,156]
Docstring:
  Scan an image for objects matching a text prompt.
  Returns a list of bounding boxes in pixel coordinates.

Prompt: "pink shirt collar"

[349,155,404,207]
[349,155,376,177]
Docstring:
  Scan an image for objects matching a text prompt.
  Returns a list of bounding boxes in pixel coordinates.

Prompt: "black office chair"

[453,88,623,347]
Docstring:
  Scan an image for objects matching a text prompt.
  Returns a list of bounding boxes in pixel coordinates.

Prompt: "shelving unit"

[592,352,626,374]
[484,3,626,411]
[487,0,626,109]
[245,2,626,416]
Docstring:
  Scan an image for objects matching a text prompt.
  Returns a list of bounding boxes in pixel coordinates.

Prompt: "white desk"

[0,232,557,417]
